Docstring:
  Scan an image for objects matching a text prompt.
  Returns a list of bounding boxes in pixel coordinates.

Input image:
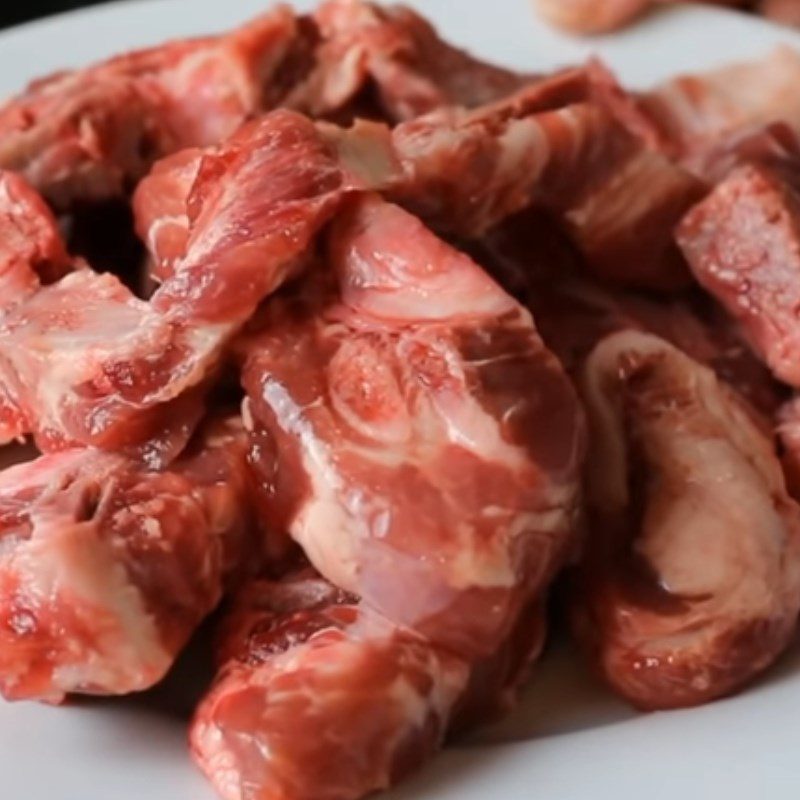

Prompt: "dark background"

[1,1,111,29]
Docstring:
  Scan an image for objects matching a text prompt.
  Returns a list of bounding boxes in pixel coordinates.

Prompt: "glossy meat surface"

[0,0,530,210]
[191,570,469,800]
[0,268,209,459]
[0,170,71,303]
[241,194,584,658]
[391,71,701,289]
[677,162,800,388]
[573,331,800,709]
[0,111,397,455]
[132,148,202,284]
[0,415,254,703]
[0,7,299,207]
[0,170,73,445]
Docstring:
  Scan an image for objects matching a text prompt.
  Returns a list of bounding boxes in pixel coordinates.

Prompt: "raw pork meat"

[286,0,531,121]
[759,0,800,26]
[533,1,751,34]
[391,73,702,289]
[240,194,584,659]
[0,414,255,703]
[573,331,800,709]
[676,161,800,388]
[0,170,73,445]
[191,569,469,800]
[0,111,397,455]
[0,0,531,209]
[0,268,207,459]
[0,170,71,305]
[132,148,202,284]
[0,7,301,208]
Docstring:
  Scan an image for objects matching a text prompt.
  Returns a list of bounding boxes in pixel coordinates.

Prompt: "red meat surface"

[678,121,800,184]
[191,570,470,800]
[0,111,397,456]
[286,0,532,121]
[0,7,301,208]
[0,170,73,445]
[2,6,799,798]
[677,161,800,388]
[240,194,584,659]
[0,414,255,703]
[0,0,532,210]
[0,170,71,301]
[572,331,800,709]
[132,148,202,284]
[525,279,783,417]
[391,70,701,290]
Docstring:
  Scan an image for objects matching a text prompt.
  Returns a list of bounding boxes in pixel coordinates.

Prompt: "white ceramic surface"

[1,2,799,799]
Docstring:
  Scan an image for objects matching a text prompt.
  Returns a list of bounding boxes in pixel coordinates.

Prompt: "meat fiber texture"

[677,161,800,389]
[389,61,704,290]
[573,331,800,709]
[0,415,254,703]
[0,113,399,458]
[191,570,470,800]
[239,194,585,660]
[191,567,548,800]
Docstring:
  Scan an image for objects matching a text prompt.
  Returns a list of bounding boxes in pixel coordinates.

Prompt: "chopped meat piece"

[150,112,398,323]
[0,171,73,445]
[0,0,530,210]
[240,194,584,659]
[0,170,71,308]
[572,330,800,709]
[676,162,800,388]
[0,267,209,459]
[391,81,702,290]
[0,111,398,456]
[133,149,202,284]
[0,7,299,208]
[639,47,800,158]
[191,570,469,800]
[287,0,532,122]
[0,414,255,703]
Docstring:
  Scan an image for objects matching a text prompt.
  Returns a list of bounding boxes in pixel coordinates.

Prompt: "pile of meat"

[2,2,800,799]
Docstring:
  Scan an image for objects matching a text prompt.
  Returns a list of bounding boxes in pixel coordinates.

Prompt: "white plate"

[2,2,800,799]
